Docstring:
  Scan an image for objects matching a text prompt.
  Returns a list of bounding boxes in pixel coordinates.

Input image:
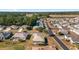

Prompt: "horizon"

[0,9,79,12]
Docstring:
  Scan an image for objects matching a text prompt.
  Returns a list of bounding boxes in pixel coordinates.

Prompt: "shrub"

[0,40,4,42]
[43,29,48,34]
[27,26,32,30]
[26,34,31,39]
[36,27,44,32]
[19,39,26,42]
[66,39,70,42]
[58,32,64,35]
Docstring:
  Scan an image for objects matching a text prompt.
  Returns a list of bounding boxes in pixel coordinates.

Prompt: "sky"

[0,0,79,11]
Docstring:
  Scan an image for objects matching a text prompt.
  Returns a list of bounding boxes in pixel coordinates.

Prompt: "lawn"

[0,40,26,50]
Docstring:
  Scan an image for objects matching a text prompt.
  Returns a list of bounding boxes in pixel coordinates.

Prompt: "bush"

[26,34,31,39]
[66,39,70,42]
[27,26,32,30]
[36,27,44,32]
[0,40,4,42]
[58,32,64,35]
[43,29,48,34]
[44,37,48,45]
[19,39,26,42]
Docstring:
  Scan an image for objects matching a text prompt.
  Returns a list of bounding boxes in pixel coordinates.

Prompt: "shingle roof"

[32,32,45,42]
[12,32,28,38]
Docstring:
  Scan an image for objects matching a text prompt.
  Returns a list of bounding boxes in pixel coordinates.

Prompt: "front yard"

[0,40,26,50]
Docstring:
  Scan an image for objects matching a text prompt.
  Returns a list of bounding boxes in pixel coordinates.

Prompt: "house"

[3,27,11,32]
[0,32,13,41]
[33,26,40,29]
[37,19,44,28]
[0,32,5,41]
[18,28,23,32]
[21,25,28,29]
[0,26,6,31]
[26,13,33,17]
[0,27,3,31]
[64,35,73,43]
[58,29,68,35]
[32,32,45,45]
[10,25,19,30]
[11,32,28,41]
[57,35,65,40]
[68,31,79,43]
[3,32,13,39]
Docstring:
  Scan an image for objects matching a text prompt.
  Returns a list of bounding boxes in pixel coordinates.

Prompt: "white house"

[3,27,11,32]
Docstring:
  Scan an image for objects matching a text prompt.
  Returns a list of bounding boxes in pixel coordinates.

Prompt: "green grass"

[74,43,79,49]
[0,40,26,50]
[13,45,25,50]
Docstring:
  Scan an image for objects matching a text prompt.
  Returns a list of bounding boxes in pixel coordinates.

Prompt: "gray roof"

[12,32,28,40]
[0,33,5,40]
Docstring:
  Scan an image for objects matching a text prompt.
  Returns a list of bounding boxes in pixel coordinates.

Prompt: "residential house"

[10,25,19,30]
[0,32,13,41]
[3,27,11,32]
[11,32,28,41]
[0,32,5,41]
[21,25,28,29]
[32,32,45,45]
[3,32,13,39]
[18,28,23,32]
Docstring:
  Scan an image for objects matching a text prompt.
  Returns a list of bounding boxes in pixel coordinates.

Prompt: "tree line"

[0,12,38,26]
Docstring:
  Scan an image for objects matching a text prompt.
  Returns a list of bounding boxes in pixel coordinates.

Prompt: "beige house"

[32,32,45,45]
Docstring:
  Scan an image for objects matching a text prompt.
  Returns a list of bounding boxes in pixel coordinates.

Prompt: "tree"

[0,12,38,26]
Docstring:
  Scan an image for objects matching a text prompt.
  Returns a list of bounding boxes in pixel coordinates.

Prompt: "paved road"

[46,22,69,50]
